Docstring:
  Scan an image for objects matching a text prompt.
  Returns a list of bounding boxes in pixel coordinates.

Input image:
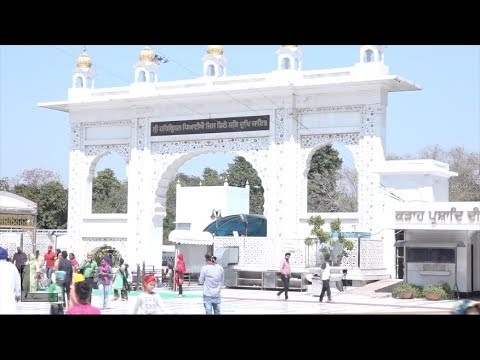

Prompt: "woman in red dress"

[174,253,186,298]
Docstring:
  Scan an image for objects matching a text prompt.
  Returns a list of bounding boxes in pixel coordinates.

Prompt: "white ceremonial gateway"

[38,45,480,296]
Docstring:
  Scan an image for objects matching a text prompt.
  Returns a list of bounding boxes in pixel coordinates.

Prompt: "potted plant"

[392,283,417,299]
[423,283,450,300]
[304,216,353,266]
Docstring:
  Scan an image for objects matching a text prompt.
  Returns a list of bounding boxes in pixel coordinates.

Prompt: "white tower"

[72,48,95,88]
[134,46,159,83]
[353,45,389,75]
[202,45,227,77]
[276,45,303,71]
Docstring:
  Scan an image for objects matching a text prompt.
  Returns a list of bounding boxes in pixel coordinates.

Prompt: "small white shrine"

[175,180,249,232]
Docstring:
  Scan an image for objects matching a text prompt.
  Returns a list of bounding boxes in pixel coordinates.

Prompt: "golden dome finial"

[76,47,92,69]
[207,45,224,56]
[138,46,155,62]
[139,46,156,63]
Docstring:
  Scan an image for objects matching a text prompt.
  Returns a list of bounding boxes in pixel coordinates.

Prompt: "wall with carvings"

[65,98,390,270]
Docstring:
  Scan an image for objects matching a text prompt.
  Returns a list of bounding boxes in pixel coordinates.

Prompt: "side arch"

[300,133,360,214]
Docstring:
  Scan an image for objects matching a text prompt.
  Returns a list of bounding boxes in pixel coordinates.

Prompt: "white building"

[375,160,480,296]
[37,45,480,295]
[175,180,250,232]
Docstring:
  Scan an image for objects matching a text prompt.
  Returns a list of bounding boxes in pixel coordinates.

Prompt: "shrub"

[423,283,450,300]
[410,284,424,298]
[392,283,416,298]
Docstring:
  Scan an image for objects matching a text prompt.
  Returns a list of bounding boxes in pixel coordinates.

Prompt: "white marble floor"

[13,287,459,315]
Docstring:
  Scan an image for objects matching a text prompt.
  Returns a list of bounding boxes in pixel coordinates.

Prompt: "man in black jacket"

[12,247,27,290]
[58,251,73,307]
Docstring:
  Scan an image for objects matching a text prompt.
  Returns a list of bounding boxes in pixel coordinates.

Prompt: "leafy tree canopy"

[305,215,353,266]
[92,169,127,214]
[12,179,68,229]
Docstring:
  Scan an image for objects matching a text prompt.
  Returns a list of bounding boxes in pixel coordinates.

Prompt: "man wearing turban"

[0,246,22,314]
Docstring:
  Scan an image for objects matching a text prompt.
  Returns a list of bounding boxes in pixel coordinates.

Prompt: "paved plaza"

[14,286,460,315]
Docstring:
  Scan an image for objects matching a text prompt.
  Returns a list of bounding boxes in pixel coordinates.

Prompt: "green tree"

[14,168,61,187]
[419,145,480,202]
[202,168,224,186]
[92,169,127,213]
[13,180,68,229]
[388,145,480,202]
[0,177,11,191]
[305,215,353,266]
[307,144,343,212]
[225,156,264,214]
[336,167,358,212]
[36,181,68,229]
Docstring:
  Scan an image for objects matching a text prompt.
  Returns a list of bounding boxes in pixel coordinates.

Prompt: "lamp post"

[210,209,222,236]
[454,240,466,299]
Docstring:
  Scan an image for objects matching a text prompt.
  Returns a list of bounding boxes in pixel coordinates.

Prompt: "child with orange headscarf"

[132,273,166,314]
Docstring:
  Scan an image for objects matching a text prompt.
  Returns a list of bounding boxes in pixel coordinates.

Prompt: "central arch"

[152,137,271,214]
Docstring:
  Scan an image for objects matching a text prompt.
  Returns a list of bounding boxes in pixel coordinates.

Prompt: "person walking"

[319,253,332,303]
[198,253,224,315]
[78,252,98,303]
[276,252,291,300]
[48,270,66,315]
[12,247,27,290]
[174,253,186,298]
[26,253,41,295]
[131,273,166,314]
[112,258,128,301]
[44,245,56,285]
[0,246,21,314]
[95,256,113,310]
[58,251,73,308]
[69,253,79,273]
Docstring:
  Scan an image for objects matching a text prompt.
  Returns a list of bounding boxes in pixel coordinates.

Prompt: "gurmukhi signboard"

[395,207,480,223]
[151,115,269,136]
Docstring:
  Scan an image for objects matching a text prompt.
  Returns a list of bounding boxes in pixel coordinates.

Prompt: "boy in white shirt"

[319,254,332,303]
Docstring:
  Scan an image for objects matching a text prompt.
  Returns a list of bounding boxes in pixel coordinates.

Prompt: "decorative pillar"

[358,104,387,234]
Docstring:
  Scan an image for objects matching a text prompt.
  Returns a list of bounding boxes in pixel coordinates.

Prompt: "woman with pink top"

[65,280,101,315]
[276,252,291,300]
[95,257,113,309]
[69,253,79,273]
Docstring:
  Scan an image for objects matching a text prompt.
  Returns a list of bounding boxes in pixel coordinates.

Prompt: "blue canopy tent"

[203,214,267,237]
